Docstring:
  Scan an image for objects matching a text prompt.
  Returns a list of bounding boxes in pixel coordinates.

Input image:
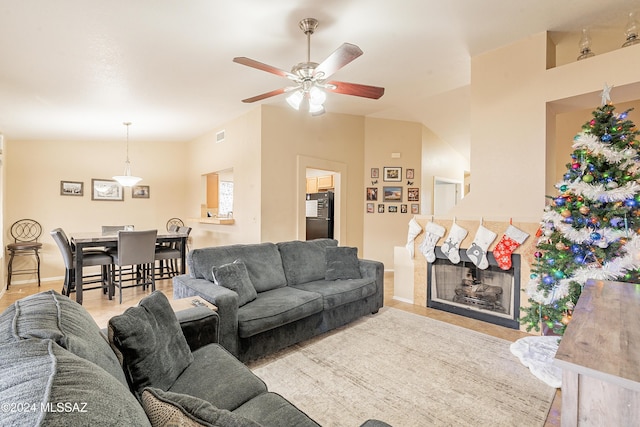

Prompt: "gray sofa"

[0,290,390,426]
[173,238,385,362]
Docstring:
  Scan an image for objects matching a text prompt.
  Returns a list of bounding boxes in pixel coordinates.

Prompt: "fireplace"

[427,247,520,329]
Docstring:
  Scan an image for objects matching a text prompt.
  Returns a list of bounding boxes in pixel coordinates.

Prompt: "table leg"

[75,243,84,304]
[180,236,187,274]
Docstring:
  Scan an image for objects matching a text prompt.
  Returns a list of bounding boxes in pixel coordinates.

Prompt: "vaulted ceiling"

[0,0,636,160]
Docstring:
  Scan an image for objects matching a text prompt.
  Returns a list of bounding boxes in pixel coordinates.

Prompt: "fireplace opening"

[427,247,520,329]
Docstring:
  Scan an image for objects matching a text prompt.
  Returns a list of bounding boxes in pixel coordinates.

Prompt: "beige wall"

[4,139,188,282]
[452,33,640,223]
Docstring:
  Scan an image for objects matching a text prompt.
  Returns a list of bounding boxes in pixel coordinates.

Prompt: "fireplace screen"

[427,247,520,329]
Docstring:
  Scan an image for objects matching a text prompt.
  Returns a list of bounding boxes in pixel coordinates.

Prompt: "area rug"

[249,307,555,427]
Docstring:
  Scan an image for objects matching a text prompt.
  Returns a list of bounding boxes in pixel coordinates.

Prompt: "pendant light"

[112,122,142,187]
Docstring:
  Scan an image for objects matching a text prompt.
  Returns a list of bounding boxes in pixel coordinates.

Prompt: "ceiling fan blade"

[233,57,297,80]
[326,81,385,99]
[241,88,288,103]
[314,43,363,80]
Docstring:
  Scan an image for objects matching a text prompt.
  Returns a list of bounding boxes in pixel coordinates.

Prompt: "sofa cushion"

[0,339,151,427]
[212,259,258,307]
[0,289,128,387]
[293,278,377,310]
[169,343,267,411]
[109,291,194,396]
[277,239,338,286]
[233,392,320,427]
[325,246,362,280]
[141,387,263,427]
[188,243,287,292]
[237,287,323,338]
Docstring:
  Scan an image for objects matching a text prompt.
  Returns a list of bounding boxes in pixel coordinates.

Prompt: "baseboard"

[392,296,414,304]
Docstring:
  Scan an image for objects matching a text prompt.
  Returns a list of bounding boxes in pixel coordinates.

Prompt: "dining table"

[70,230,189,305]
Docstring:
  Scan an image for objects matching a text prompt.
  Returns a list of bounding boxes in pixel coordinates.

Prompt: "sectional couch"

[173,238,384,362]
[0,290,391,426]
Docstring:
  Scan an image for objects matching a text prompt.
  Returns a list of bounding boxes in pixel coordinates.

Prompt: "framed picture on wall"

[406,169,414,180]
[383,186,402,202]
[366,187,378,201]
[91,179,123,201]
[407,187,419,201]
[388,205,398,213]
[401,204,408,213]
[411,204,420,214]
[132,185,150,199]
[60,181,83,196]
[383,167,402,182]
[366,203,375,213]
[371,168,379,178]
[378,204,385,213]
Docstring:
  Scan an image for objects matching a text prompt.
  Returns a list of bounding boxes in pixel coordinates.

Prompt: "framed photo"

[388,205,398,213]
[406,169,415,180]
[132,185,150,199]
[383,167,402,182]
[401,204,408,213]
[383,186,403,202]
[366,187,378,201]
[411,203,420,214]
[366,202,375,213]
[60,180,83,196]
[371,168,379,179]
[408,187,420,201]
[91,179,123,201]
[378,204,385,213]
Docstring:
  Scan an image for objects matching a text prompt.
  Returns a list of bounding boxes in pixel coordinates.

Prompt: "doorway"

[433,177,462,215]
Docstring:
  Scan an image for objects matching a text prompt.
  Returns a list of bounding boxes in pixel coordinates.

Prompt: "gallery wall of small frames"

[366,167,419,214]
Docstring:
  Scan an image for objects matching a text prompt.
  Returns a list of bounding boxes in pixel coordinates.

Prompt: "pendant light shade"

[113,122,142,187]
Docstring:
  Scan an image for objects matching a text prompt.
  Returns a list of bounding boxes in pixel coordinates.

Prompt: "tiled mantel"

[410,217,540,333]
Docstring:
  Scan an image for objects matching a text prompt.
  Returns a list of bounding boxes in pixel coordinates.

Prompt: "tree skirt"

[510,336,562,388]
[249,307,555,426]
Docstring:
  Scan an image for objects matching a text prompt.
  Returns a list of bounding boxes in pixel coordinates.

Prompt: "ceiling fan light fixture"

[309,103,325,116]
[113,122,142,187]
[286,90,304,110]
[309,86,326,105]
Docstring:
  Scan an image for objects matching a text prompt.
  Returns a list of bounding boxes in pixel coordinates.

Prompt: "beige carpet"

[249,307,555,427]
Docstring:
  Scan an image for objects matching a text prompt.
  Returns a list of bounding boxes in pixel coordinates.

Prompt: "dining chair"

[154,226,191,278]
[110,229,158,304]
[50,228,113,297]
[6,219,43,289]
[166,217,184,231]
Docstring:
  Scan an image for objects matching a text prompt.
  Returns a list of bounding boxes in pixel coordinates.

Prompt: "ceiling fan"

[233,18,385,115]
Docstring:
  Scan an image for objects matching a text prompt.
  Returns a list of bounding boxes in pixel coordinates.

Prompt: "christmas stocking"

[440,222,468,264]
[419,222,446,263]
[493,225,529,270]
[466,225,497,269]
[406,217,423,258]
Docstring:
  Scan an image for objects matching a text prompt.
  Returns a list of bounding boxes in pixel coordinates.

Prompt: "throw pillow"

[325,246,362,280]
[108,291,194,396]
[211,260,257,307]
[141,387,263,427]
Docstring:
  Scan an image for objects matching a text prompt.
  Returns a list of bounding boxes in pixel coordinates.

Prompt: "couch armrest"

[359,259,385,311]
[173,274,240,356]
[175,306,219,352]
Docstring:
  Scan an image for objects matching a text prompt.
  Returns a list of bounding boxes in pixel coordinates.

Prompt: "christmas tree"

[521,86,640,335]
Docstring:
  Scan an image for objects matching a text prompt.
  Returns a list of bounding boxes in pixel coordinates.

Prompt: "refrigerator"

[306,192,334,240]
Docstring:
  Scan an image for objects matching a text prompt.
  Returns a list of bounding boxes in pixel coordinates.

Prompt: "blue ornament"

[571,244,581,254]
[547,258,556,266]
[625,198,638,208]
[620,112,628,119]
[553,270,565,279]
[543,275,555,285]
[590,232,601,241]
[555,197,565,206]
[564,217,574,224]
[602,134,612,142]
[574,255,585,264]
[610,217,622,227]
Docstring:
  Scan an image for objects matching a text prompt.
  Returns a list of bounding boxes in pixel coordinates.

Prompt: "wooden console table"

[554,279,640,426]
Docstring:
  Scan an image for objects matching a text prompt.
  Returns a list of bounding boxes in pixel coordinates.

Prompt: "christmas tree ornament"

[419,221,445,263]
[440,222,468,264]
[465,225,497,269]
[405,217,423,258]
[493,224,530,270]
